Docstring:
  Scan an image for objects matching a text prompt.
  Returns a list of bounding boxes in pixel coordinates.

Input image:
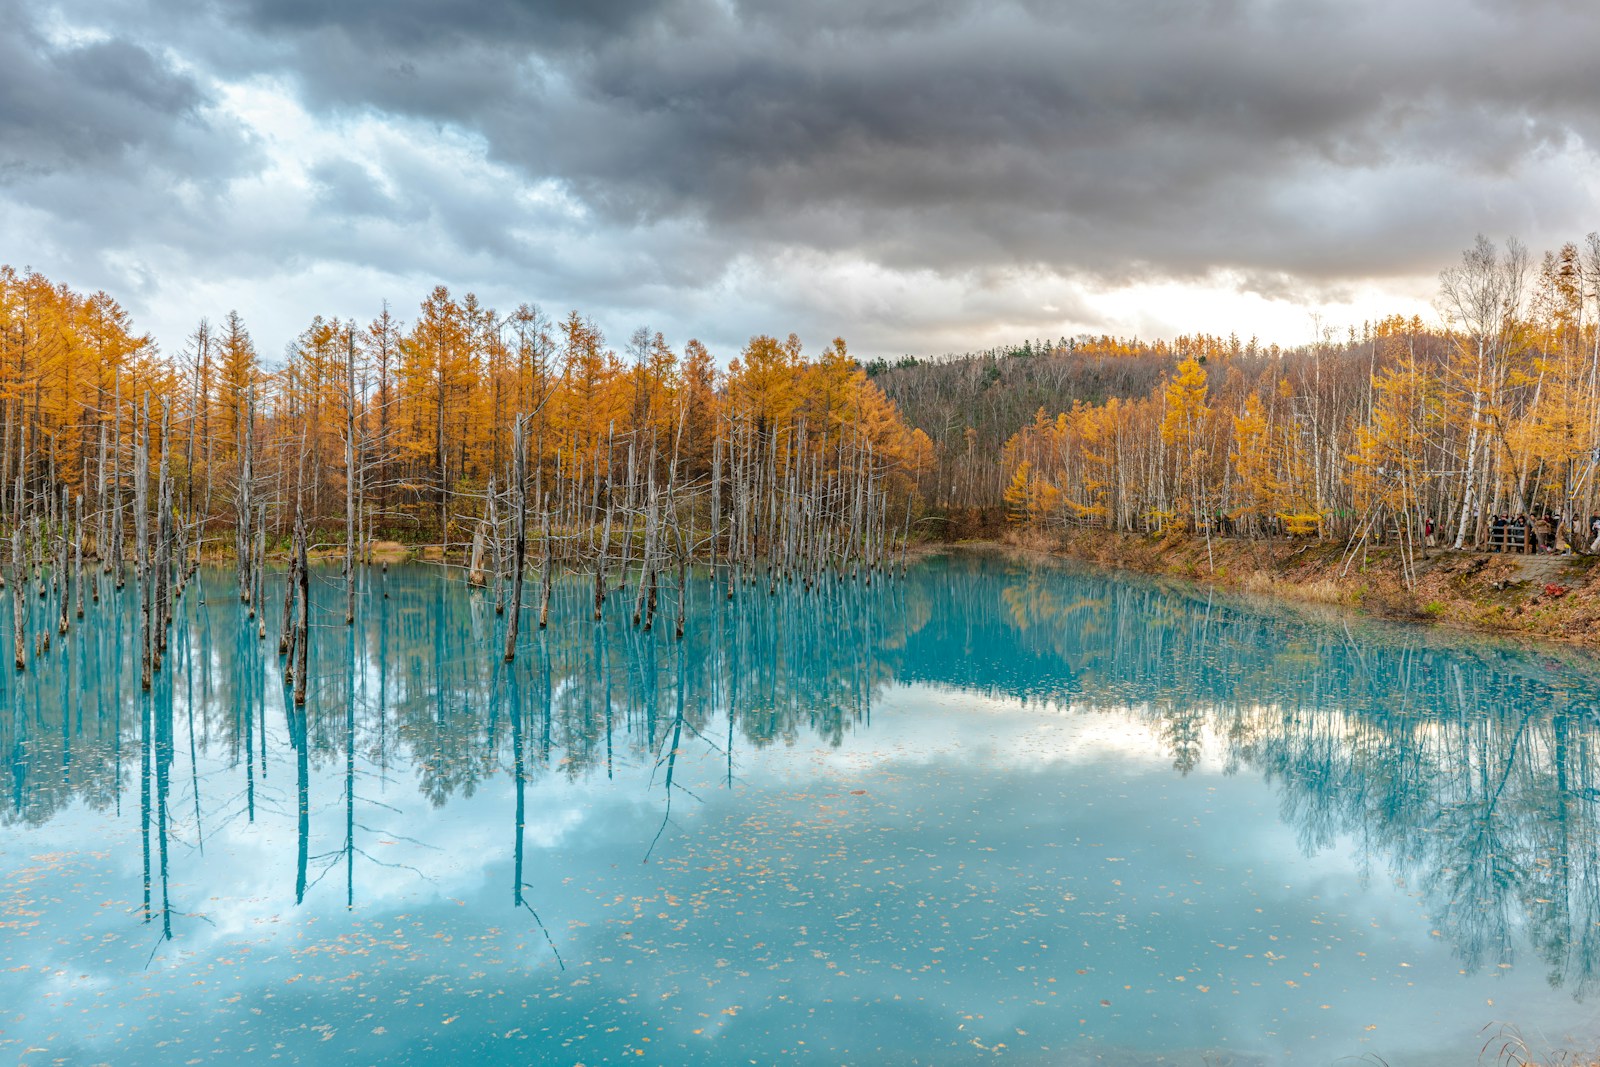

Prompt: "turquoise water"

[2,551,1599,1065]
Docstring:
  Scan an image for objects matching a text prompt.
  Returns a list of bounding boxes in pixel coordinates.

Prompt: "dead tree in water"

[593,422,614,622]
[134,397,152,690]
[235,386,255,604]
[487,474,503,613]
[282,435,311,666]
[633,474,656,628]
[279,520,298,659]
[673,521,688,640]
[467,519,488,588]
[74,493,84,619]
[112,374,126,587]
[254,502,267,639]
[710,435,723,590]
[31,513,43,600]
[344,327,358,626]
[538,499,553,630]
[293,516,309,707]
[11,523,25,672]
[56,486,69,636]
[153,401,172,669]
[94,423,107,586]
[503,417,527,662]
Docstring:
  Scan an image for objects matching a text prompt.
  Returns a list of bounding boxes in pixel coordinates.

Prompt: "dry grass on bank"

[993,525,1600,648]
[1238,572,1349,606]
[1477,1024,1600,1067]
[366,540,411,563]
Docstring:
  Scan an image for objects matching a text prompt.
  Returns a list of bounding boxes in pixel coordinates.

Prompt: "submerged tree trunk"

[504,418,527,662]
[135,397,151,690]
[294,517,309,707]
[538,501,553,630]
[11,525,25,671]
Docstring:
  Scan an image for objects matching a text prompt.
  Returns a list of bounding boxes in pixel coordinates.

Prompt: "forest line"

[5,232,1600,598]
[875,235,1600,571]
[0,269,931,543]
[0,267,939,689]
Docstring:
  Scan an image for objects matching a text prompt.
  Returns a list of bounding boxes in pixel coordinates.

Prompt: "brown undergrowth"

[1478,1023,1600,1067]
[994,526,1600,648]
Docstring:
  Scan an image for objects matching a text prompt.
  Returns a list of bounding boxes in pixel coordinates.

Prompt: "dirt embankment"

[996,526,1600,647]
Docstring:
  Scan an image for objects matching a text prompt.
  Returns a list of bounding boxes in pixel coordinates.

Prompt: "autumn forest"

[3,233,1600,602]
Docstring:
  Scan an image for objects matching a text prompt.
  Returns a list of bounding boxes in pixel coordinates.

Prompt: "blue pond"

[2,550,1599,1065]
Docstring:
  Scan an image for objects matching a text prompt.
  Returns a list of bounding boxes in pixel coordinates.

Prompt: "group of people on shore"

[1486,513,1564,554]
[1419,513,1600,554]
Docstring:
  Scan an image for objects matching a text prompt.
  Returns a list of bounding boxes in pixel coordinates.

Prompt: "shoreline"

[181,526,1600,651]
[950,527,1600,651]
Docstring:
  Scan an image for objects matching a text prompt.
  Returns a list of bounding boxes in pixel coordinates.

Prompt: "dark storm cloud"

[200,0,698,123]
[309,159,403,220]
[239,0,666,49]
[0,0,241,181]
[187,0,1600,286]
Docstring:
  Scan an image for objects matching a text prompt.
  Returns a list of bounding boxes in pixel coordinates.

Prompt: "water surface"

[3,552,1599,1065]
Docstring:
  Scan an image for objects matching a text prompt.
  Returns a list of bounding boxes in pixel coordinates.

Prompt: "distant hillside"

[870,334,1272,506]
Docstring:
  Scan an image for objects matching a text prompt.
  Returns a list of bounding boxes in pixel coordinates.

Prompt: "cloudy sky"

[4,0,1597,361]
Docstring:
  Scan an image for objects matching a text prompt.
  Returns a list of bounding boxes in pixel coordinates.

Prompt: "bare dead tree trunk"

[280,520,298,659]
[468,520,488,588]
[503,417,527,662]
[11,523,25,672]
[237,387,254,602]
[538,498,553,630]
[57,486,69,636]
[634,472,656,627]
[254,501,267,640]
[674,528,687,640]
[489,474,504,614]
[113,375,125,586]
[93,424,105,601]
[74,493,84,618]
[294,515,309,707]
[710,433,722,588]
[345,329,357,625]
[135,396,151,690]
[155,401,172,665]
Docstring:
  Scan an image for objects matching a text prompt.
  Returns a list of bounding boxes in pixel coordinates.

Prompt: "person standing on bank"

[1534,513,1552,553]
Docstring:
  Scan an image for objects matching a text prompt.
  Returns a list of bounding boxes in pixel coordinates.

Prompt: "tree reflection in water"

[3,551,1599,993]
